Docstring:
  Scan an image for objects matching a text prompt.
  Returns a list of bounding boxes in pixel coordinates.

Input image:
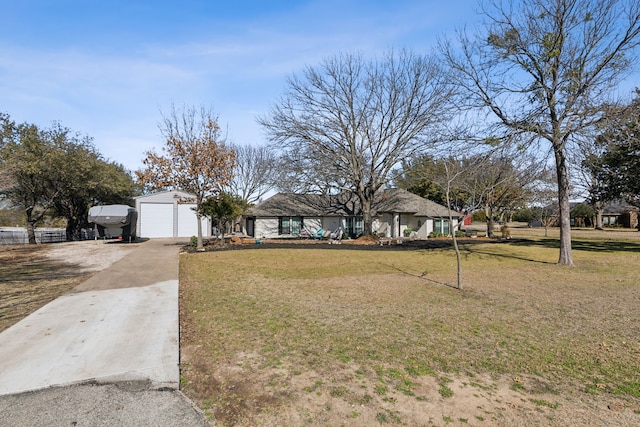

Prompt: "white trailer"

[88,205,138,241]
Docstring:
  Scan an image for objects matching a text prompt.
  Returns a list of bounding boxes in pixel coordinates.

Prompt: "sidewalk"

[0,239,209,426]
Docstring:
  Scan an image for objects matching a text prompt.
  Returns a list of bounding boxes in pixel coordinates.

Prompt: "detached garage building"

[135,190,211,238]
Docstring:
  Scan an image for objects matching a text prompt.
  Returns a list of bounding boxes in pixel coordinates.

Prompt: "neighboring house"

[245,188,461,239]
[135,190,211,238]
[549,201,639,229]
[601,202,639,229]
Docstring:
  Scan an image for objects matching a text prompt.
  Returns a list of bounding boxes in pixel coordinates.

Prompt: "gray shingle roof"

[247,189,460,218]
[374,188,455,217]
[246,193,330,217]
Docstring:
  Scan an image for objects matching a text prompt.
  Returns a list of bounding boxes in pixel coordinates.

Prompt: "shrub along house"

[245,188,461,239]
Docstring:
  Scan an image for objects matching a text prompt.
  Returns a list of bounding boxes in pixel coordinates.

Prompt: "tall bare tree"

[441,0,640,265]
[226,144,278,204]
[259,50,453,235]
[136,105,236,250]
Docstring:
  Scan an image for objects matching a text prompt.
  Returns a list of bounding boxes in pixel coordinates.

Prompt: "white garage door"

[140,203,174,238]
[177,204,207,237]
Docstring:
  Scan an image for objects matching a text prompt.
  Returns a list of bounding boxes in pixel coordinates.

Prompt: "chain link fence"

[0,228,66,246]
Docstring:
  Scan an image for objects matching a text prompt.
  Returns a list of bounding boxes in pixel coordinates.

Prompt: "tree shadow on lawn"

[458,237,640,266]
[381,261,461,290]
[0,244,89,282]
[193,236,640,261]
[509,237,640,254]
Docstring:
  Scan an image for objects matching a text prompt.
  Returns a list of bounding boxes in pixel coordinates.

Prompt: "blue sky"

[1,1,481,171]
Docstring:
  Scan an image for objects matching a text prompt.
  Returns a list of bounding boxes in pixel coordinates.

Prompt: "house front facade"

[601,202,639,229]
[245,188,461,239]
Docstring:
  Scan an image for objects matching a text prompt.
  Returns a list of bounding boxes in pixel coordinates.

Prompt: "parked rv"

[88,205,137,242]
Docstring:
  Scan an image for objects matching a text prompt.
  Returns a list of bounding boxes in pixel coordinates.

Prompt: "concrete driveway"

[0,239,209,426]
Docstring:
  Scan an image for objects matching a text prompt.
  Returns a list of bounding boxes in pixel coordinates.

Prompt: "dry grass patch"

[0,245,90,332]
[179,237,640,426]
[0,240,135,332]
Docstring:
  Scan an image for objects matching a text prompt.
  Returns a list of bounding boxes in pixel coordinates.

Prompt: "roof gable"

[374,188,454,217]
[135,190,195,201]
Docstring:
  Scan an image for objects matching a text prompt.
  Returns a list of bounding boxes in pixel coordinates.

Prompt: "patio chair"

[299,226,313,239]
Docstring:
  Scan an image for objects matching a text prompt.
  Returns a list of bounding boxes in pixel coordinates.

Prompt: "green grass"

[529,398,560,409]
[179,235,640,424]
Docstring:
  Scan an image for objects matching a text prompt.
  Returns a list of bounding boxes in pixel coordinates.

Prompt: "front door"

[246,217,255,237]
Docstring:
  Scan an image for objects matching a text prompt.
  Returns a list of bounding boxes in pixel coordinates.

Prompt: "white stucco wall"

[321,217,342,234]
[304,217,323,233]
[254,217,329,238]
[373,215,462,238]
[374,215,391,237]
[253,215,459,239]
[254,218,279,238]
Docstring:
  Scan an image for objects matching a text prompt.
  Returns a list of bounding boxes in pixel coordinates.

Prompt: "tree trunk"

[25,207,37,244]
[64,204,90,241]
[447,199,462,290]
[362,202,373,235]
[595,205,604,230]
[65,216,85,241]
[218,218,225,244]
[26,221,37,244]
[555,151,574,265]
[196,211,204,251]
[485,205,495,238]
[359,188,375,236]
[65,217,77,242]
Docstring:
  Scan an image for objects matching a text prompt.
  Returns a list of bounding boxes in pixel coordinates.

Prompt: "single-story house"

[245,188,462,239]
[135,190,211,238]
[601,202,639,228]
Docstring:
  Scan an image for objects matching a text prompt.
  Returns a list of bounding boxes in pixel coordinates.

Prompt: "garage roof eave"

[135,190,196,200]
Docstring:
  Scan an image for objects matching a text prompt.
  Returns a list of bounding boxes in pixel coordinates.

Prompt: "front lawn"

[179,235,640,426]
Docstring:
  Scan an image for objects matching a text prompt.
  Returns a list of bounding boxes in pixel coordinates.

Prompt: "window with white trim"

[279,216,302,235]
[434,218,450,235]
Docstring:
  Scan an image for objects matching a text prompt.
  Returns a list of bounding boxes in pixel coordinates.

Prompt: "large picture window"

[434,218,450,235]
[346,216,363,238]
[279,216,302,235]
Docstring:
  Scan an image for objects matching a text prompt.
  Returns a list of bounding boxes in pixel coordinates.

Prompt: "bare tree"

[474,156,539,237]
[397,149,540,237]
[441,0,640,265]
[272,148,341,195]
[441,159,469,290]
[225,144,278,204]
[136,105,236,250]
[530,168,559,237]
[401,150,532,289]
[259,50,453,235]
[573,136,609,229]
